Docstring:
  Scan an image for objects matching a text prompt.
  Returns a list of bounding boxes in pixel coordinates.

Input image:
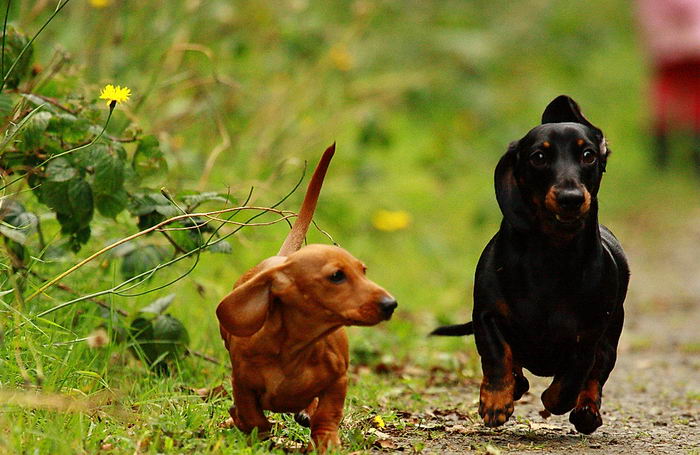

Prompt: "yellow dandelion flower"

[99,84,131,107]
[372,209,411,232]
[89,0,111,8]
[329,44,354,72]
[372,415,386,428]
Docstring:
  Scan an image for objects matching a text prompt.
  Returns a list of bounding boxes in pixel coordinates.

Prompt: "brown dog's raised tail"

[278,143,335,257]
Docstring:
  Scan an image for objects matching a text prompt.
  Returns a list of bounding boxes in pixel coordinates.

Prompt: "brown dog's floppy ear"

[495,141,532,232]
[216,263,289,337]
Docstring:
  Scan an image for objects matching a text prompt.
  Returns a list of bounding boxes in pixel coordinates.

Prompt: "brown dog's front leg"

[474,313,515,427]
[230,386,272,438]
[309,377,347,453]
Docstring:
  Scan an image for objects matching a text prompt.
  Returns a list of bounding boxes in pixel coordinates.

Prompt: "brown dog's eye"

[582,149,597,164]
[328,270,346,284]
[529,151,547,168]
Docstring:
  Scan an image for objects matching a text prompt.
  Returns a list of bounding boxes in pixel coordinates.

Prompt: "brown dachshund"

[216,144,397,452]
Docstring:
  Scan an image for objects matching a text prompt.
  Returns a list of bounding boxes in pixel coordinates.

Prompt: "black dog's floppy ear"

[542,95,609,162]
[495,141,532,232]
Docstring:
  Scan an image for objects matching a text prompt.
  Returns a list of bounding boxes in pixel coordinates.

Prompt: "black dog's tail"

[430,321,474,336]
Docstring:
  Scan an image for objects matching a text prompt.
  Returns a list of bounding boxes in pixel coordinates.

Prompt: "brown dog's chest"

[231,331,349,413]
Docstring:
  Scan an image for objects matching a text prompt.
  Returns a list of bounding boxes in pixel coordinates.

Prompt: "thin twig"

[28,270,128,317]
[188,349,221,366]
[24,205,294,303]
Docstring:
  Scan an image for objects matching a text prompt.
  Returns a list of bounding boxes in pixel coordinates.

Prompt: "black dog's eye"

[529,151,547,168]
[328,270,346,284]
[581,149,597,165]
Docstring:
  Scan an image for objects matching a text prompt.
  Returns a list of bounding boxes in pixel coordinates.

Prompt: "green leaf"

[3,27,34,90]
[129,313,190,369]
[181,191,229,208]
[206,239,232,254]
[0,93,16,120]
[133,135,167,179]
[20,111,51,150]
[67,179,94,227]
[47,112,90,144]
[139,294,176,317]
[129,317,158,364]
[41,180,71,213]
[152,314,190,358]
[45,158,77,182]
[120,244,169,281]
[0,200,38,236]
[95,189,128,218]
[0,224,27,244]
[92,148,125,195]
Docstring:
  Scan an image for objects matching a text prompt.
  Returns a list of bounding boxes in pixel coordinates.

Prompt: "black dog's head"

[495,95,609,238]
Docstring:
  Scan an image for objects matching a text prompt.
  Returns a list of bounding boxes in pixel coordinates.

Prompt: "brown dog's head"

[216,244,397,337]
[495,95,609,238]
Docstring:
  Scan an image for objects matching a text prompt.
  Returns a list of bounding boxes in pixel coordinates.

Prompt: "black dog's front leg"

[474,310,516,427]
[540,339,597,416]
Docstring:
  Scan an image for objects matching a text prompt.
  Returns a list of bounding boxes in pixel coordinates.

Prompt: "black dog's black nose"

[556,187,585,210]
[378,296,398,318]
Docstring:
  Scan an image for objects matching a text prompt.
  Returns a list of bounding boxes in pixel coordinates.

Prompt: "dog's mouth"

[553,213,581,225]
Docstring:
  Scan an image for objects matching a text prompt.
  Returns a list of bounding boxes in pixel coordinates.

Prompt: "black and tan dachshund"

[433,95,629,435]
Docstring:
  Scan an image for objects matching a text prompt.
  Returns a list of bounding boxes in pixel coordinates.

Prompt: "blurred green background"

[3,0,699,453]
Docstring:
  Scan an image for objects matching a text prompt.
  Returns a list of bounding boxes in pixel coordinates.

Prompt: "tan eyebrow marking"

[577,138,585,146]
[542,141,550,148]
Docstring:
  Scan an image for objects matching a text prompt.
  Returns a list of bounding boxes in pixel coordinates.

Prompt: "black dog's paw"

[294,411,311,428]
[541,384,576,415]
[569,405,602,434]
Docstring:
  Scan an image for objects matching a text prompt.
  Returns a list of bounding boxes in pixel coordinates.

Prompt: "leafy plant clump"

[0,24,234,368]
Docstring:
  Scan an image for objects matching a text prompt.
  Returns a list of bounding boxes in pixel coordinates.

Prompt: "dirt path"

[373,214,700,454]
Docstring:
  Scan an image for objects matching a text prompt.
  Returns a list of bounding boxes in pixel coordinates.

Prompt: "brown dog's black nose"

[379,296,398,318]
[555,187,585,211]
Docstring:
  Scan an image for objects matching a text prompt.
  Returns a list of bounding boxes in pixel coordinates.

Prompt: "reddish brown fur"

[479,343,515,426]
[216,145,395,452]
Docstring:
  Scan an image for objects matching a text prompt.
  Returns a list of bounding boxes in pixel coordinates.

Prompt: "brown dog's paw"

[308,432,341,454]
[479,387,515,427]
[569,404,602,434]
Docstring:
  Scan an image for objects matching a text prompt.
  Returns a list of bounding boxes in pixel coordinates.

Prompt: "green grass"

[1,0,698,453]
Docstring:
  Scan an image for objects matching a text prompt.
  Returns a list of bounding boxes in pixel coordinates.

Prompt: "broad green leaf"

[92,149,125,195]
[95,189,128,218]
[181,191,229,208]
[120,244,169,281]
[41,180,71,213]
[133,135,167,179]
[20,111,52,150]
[139,294,176,317]
[206,239,232,254]
[0,224,27,244]
[0,93,16,120]
[67,179,94,227]
[129,317,158,365]
[45,158,77,182]
[3,27,34,90]
[152,314,190,358]
[47,112,90,144]
[0,199,38,235]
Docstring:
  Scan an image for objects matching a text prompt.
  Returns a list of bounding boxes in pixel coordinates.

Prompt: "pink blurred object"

[637,0,700,132]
